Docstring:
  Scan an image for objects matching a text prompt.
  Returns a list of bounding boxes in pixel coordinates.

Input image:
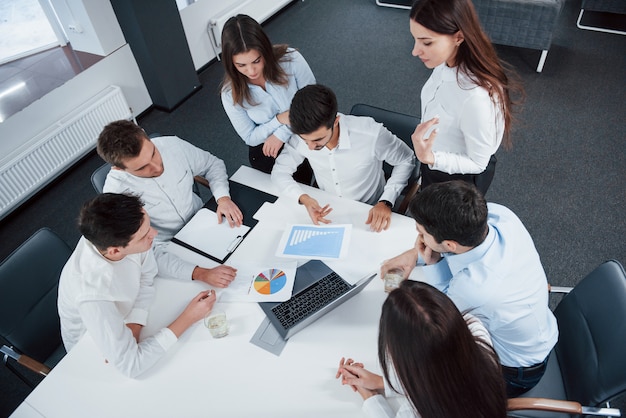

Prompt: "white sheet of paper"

[218,262,298,302]
[173,208,250,261]
[276,224,352,260]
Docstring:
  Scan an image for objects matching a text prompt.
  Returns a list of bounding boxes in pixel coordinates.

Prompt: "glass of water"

[383,268,404,293]
[204,310,229,338]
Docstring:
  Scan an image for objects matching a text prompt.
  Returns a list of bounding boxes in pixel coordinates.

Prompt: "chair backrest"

[91,163,112,194]
[0,228,72,363]
[554,259,626,406]
[350,104,420,177]
[349,103,419,147]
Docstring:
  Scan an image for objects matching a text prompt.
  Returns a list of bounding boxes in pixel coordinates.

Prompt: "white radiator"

[207,0,294,59]
[0,85,133,220]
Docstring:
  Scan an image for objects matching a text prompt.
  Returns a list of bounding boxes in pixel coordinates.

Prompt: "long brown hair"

[410,0,523,148]
[220,14,291,106]
[379,281,507,418]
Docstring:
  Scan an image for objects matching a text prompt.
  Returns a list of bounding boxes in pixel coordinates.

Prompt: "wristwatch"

[379,200,393,209]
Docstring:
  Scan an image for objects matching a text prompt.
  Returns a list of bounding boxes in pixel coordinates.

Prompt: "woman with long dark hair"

[220,14,314,182]
[337,281,507,418]
[409,0,523,194]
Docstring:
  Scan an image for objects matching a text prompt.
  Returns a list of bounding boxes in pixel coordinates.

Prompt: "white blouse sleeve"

[431,93,501,175]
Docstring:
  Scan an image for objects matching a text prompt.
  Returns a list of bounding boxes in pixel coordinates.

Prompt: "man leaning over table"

[271,84,416,232]
[57,193,216,378]
[98,120,242,288]
[381,180,558,397]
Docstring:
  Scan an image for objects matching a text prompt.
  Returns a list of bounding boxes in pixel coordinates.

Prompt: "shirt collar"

[443,224,495,275]
[335,113,351,151]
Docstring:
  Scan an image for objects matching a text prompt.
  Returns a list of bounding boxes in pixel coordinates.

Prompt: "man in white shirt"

[57,193,216,378]
[271,84,416,232]
[382,181,558,396]
[98,120,242,287]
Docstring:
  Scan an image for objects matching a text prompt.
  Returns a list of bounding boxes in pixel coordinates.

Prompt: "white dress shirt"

[362,314,492,418]
[103,136,230,280]
[271,114,416,205]
[221,49,316,146]
[421,63,504,174]
[57,237,177,378]
[410,203,559,367]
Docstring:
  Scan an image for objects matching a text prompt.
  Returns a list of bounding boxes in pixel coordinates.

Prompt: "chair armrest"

[396,181,420,214]
[507,398,582,413]
[194,176,210,189]
[548,285,573,294]
[1,345,51,376]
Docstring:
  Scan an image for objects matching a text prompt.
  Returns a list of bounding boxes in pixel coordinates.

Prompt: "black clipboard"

[171,180,277,264]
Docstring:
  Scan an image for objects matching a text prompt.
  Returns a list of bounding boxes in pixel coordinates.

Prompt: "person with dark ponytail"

[220,14,314,183]
[408,0,523,194]
[336,281,507,418]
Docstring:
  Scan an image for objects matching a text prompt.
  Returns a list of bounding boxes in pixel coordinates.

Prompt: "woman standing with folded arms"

[409,0,523,194]
[336,281,507,418]
[220,14,314,183]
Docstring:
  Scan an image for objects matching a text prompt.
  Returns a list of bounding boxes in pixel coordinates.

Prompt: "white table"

[14,166,417,418]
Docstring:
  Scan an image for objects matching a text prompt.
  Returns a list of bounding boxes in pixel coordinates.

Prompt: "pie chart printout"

[254,269,287,295]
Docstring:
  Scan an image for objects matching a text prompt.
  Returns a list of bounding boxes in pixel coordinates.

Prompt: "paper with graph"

[276,224,352,260]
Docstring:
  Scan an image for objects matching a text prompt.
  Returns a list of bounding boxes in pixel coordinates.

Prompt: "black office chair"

[507,260,626,417]
[349,104,420,213]
[0,228,72,387]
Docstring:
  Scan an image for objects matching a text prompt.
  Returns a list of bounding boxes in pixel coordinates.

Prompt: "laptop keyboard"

[271,271,351,329]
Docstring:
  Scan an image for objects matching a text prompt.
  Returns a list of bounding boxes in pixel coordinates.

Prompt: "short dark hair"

[409,181,488,247]
[97,120,148,168]
[78,193,145,251]
[379,280,507,417]
[289,84,337,135]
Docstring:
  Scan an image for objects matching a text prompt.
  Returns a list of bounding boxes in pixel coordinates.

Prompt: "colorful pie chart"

[254,268,287,295]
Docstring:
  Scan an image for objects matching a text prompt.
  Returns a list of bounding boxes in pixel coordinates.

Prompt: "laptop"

[258,260,376,339]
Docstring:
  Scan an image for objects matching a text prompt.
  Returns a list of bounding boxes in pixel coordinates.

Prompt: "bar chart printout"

[277,224,352,259]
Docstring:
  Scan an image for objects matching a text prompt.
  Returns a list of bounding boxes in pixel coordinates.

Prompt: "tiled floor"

[0,46,103,123]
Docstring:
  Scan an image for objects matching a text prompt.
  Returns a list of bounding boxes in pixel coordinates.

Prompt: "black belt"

[502,358,548,378]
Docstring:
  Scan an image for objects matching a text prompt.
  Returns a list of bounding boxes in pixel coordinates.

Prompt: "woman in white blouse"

[220,14,314,183]
[336,281,507,418]
[408,0,523,195]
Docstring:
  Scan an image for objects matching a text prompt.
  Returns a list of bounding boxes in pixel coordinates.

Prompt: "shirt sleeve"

[78,300,177,378]
[125,251,158,325]
[270,137,307,203]
[221,89,284,147]
[373,124,417,204]
[430,93,500,175]
[152,240,197,281]
[175,137,230,201]
[362,395,398,418]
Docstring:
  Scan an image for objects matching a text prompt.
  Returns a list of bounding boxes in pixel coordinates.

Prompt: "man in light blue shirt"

[382,181,558,397]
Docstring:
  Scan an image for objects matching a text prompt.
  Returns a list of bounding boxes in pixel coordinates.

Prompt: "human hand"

[169,290,216,338]
[411,116,439,165]
[381,247,419,279]
[193,265,237,288]
[417,234,442,265]
[262,134,284,158]
[299,194,332,225]
[276,110,290,125]
[365,202,392,232]
[216,196,243,227]
[336,357,383,400]
[126,323,143,343]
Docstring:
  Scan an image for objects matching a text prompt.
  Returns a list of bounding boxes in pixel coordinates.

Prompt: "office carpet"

[1,0,624,416]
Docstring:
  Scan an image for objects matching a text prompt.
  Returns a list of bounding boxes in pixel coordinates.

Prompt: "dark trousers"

[420,155,497,196]
[502,356,549,397]
[248,143,313,185]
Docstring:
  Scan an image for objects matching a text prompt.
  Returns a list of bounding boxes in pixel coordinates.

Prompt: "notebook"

[258,260,375,339]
